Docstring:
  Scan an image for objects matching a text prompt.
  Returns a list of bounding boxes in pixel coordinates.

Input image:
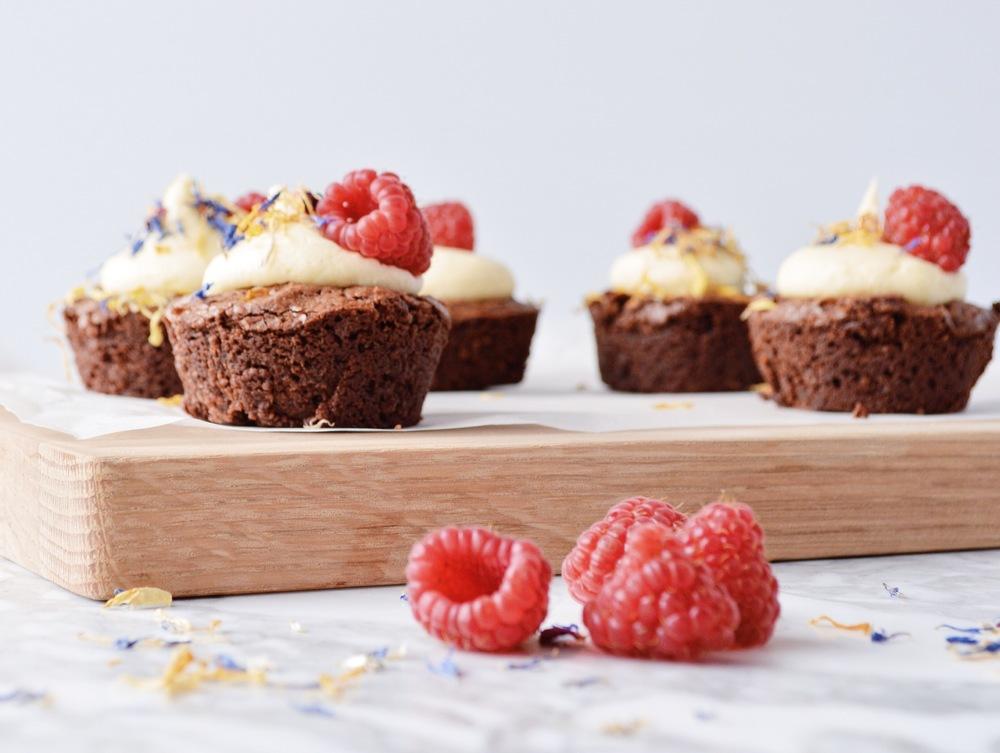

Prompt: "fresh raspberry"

[422,201,475,251]
[631,200,701,247]
[562,497,687,604]
[316,169,432,275]
[883,185,970,272]
[678,502,780,648]
[234,191,267,213]
[406,527,552,652]
[583,523,738,659]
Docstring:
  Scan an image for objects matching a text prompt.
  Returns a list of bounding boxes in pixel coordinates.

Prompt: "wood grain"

[2,408,999,600]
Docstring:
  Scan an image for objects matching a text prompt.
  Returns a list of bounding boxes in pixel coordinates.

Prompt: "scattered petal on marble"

[103,588,172,610]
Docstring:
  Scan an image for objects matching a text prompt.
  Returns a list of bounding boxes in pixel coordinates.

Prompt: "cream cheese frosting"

[419,247,515,301]
[202,189,422,295]
[775,242,966,306]
[609,229,748,299]
[776,180,967,306]
[99,174,228,296]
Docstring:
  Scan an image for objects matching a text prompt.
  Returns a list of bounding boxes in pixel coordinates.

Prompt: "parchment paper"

[2,370,999,440]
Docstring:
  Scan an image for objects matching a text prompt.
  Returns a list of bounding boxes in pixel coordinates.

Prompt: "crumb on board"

[653,400,694,411]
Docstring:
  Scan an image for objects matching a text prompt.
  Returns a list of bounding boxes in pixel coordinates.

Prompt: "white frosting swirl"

[609,243,746,298]
[776,242,966,306]
[203,212,421,295]
[419,247,515,301]
[99,175,226,296]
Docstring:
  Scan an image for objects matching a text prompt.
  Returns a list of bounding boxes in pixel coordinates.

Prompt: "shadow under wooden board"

[2,407,999,600]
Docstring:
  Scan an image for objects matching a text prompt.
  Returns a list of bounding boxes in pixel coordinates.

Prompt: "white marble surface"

[2,551,1000,753]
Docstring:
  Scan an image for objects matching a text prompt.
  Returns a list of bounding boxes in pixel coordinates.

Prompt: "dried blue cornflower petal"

[946,635,979,645]
[937,624,988,634]
[562,676,605,688]
[114,637,141,650]
[258,191,281,212]
[882,583,901,598]
[426,650,462,678]
[506,657,542,671]
[214,654,245,671]
[870,630,908,643]
[194,283,213,300]
[539,624,585,647]
[0,689,47,705]
[292,702,335,718]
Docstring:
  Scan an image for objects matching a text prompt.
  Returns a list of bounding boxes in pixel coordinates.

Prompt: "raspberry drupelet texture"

[422,201,475,251]
[883,185,970,272]
[316,169,433,276]
[631,200,701,247]
[406,527,552,651]
[234,191,267,213]
[562,497,687,604]
[679,502,780,648]
[583,523,739,660]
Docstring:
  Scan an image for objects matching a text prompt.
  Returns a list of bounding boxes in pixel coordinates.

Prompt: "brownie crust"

[589,292,761,393]
[63,298,183,399]
[431,298,539,391]
[747,297,1000,414]
[163,283,450,428]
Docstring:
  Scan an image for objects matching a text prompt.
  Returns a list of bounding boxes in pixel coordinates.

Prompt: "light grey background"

[2,0,998,375]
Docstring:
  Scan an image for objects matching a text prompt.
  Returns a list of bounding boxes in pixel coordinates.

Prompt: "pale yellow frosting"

[609,242,746,298]
[419,247,514,301]
[99,174,226,296]
[202,189,421,295]
[776,242,966,305]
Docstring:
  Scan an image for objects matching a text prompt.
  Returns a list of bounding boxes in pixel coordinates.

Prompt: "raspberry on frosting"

[422,201,475,251]
[631,200,701,247]
[316,170,432,276]
[883,185,970,272]
[234,191,267,213]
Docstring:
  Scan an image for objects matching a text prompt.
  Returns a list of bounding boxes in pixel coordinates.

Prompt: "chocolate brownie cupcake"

[63,175,238,397]
[588,198,760,393]
[590,293,760,393]
[420,201,538,390]
[166,173,449,428]
[165,284,448,427]
[747,180,998,414]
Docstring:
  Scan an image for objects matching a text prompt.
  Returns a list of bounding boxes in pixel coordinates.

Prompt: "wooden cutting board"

[2,407,999,600]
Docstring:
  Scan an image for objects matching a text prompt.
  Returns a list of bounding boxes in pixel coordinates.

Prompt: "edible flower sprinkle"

[426,650,463,678]
[539,624,586,647]
[65,286,173,346]
[104,587,173,610]
[809,615,906,643]
[882,583,902,598]
[126,646,267,696]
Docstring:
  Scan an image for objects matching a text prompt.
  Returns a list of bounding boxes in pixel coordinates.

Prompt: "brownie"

[431,298,539,391]
[747,297,1000,414]
[163,283,450,428]
[588,292,761,393]
[63,298,183,398]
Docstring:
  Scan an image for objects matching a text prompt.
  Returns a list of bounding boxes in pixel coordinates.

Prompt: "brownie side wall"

[431,298,539,391]
[747,297,999,414]
[588,293,761,393]
[63,299,183,398]
[164,284,450,428]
